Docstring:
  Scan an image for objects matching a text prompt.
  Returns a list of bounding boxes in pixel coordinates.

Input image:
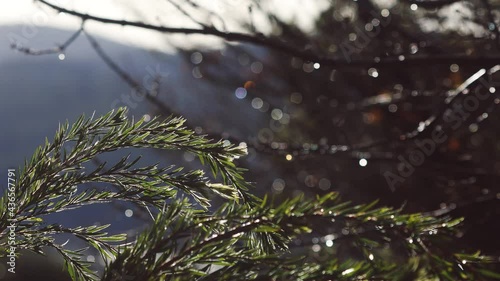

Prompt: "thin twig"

[11,26,83,55]
[37,0,500,68]
[83,30,177,116]
[165,0,208,28]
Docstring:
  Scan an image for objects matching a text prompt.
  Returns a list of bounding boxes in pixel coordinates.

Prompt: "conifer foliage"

[1,107,499,280]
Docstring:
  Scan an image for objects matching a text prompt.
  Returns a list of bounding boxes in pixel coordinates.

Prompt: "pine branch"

[102,193,500,280]
[0,107,253,281]
[1,108,499,281]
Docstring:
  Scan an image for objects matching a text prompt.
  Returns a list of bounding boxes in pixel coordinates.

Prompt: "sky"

[0,0,330,52]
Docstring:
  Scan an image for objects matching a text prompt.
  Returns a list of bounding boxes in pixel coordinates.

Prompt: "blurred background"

[1,0,500,279]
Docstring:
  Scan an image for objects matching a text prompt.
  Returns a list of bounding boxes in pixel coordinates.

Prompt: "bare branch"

[84,31,177,117]
[11,26,83,55]
[37,0,500,68]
